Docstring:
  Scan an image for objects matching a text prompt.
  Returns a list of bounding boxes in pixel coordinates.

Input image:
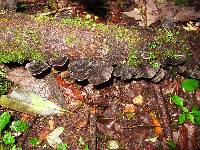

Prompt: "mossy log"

[0,11,138,65]
[0,11,199,81]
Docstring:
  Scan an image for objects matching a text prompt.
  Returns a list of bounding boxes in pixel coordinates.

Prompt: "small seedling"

[148,43,157,49]
[84,144,89,150]
[171,95,200,125]
[11,120,28,132]
[0,112,29,149]
[0,112,11,135]
[167,140,176,150]
[181,79,199,92]
[57,143,67,150]
[149,62,160,68]
[0,68,12,95]
[165,30,173,41]
[3,132,15,145]
[10,144,22,150]
[29,137,40,146]
[107,140,119,150]
[170,79,200,125]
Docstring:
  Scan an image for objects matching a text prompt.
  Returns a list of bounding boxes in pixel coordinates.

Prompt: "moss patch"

[0,23,44,64]
[0,68,12,95]
[127,28,191,67]
[0,49,43,64]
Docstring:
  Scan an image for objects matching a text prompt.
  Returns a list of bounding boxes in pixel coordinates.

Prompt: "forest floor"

[0,0,200,150]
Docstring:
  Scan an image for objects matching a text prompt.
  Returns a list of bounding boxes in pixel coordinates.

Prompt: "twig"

[89,107,97,150]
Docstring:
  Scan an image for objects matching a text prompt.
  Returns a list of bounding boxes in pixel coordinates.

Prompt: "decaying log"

[1,11,200,85]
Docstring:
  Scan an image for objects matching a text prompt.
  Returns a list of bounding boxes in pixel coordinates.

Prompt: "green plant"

[0,112,29,149]
[127,49,137,66]
[148,52,157,60]
[10,145,22,150]
[3,132,15,145]
[167,140,176,150]
[84,144,89,150]
[29,137,40,146]
[11,120,28,132]
[181,79,199,92]
[165,30,173,42]
[171,95,200,124]
[148,43,157,49]
[0,69,12,95]
[149,61,160,68]
[57,143,67,150]
[170,78,200,124]
[0,112,10,135]
[107,140,119,149]
[174,0,188,5]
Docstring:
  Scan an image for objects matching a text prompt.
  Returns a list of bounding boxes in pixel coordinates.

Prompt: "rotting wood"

[0,12,200,85]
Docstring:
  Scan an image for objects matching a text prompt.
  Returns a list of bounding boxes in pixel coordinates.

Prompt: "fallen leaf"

[149,112,162,137]
[38,127,49,142]
[49,118,55,130]
[183,22,199,31]
[20,113,31,122]
[123,104,136,113]
[173,7,200,22]
[0,88,64,116]
[145,136,158,142]
[47,127,64,149]
[133,95,144,105]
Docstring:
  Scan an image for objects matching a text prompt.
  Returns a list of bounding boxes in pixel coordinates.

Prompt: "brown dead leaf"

[20,113,32,122]
[123,104,136,113]
[133,95,144,105]
[183,21,199,31]
[49,117,55,130]
[173,7,200,22]
[39,127,49,141]
[123,0,160,26]
[149,112,162,137]
[76,119,88,129]
[123,0,200,26]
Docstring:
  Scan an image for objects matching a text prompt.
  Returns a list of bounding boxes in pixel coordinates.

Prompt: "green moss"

[0,49,43,64]
[127,48,137,66]
[127,28,191,67]
[0,24,44,64]
[33,15,56,23]
[0,50,26,63]
[61,16,137,43]
[61,16,109,32]
[65,35,78,45]
[30,50,43,62]
[0,68,12,96]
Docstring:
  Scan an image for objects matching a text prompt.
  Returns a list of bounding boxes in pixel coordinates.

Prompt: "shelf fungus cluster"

[24,52,200,86]
[25,56,167,86]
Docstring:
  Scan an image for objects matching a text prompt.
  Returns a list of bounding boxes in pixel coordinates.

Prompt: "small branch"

[89,107,97,150]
